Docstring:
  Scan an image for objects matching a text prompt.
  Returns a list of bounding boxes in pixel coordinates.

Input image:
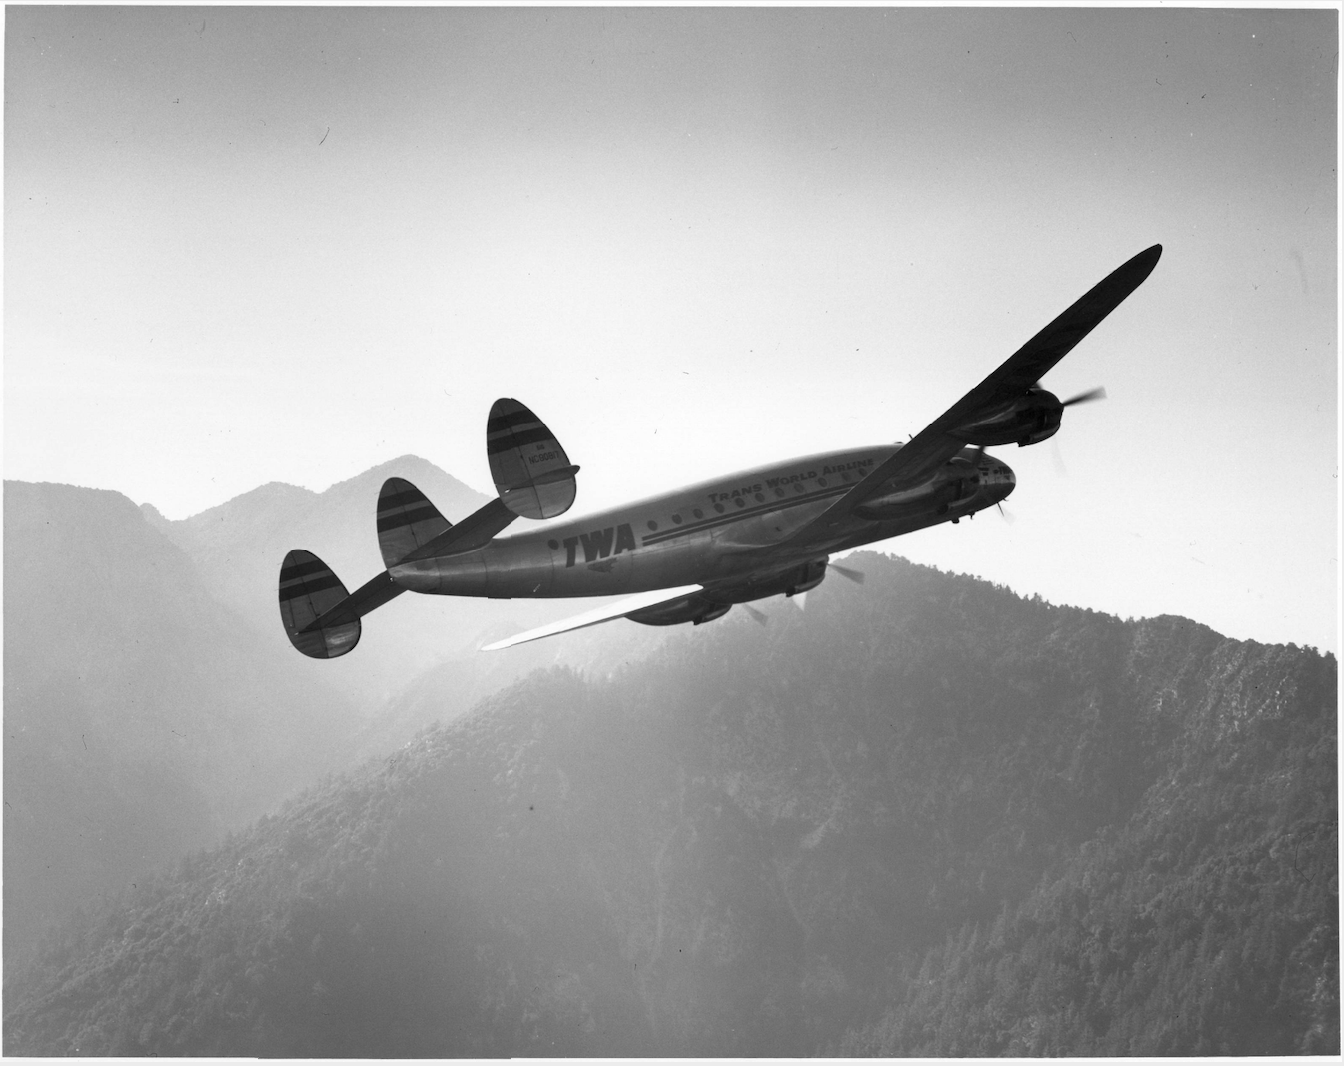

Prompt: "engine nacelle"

[853,455,981,519]
[718,558,829,603]
[628,559,830,627]
[951,387,1063,447]
[627,593,731,627]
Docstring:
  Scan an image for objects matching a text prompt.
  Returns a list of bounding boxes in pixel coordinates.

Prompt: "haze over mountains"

[3,462,1337,1055]
[4,482,351,964]
[3,462,672,967]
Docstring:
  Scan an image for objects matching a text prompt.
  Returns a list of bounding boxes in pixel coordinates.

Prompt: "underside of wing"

[780,244,1162,549]
[480,584,705,651]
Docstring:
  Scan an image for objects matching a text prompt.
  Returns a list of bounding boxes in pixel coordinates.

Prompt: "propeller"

[830,563,866,585]
[742,602,769,626]
[1053,387,1105,475]
[1061,386,1107,407]
[996,502,1016,525]
[1051,439,1069,477]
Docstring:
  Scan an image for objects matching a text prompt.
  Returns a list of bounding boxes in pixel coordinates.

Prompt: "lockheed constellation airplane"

[279,244,1162,656]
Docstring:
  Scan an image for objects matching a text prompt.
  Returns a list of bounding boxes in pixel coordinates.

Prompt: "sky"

[5,5,1338,655]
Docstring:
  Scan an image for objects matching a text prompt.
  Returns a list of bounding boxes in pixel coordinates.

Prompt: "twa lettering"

[562,523,636,567]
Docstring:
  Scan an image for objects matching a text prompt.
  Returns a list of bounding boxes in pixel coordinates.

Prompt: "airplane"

[279,244,1162,656]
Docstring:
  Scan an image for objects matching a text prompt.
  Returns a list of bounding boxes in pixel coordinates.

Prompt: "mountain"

[1,465,678,970]
[5,553,1335,1056]
[147,455,678,710]
[145,456,492,707]
[2,482,363,969]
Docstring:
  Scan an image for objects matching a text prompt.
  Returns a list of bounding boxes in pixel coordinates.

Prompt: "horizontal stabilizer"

[278,550,361,658]
[378,477,451,568]
[480,584,704,651]
[394,497,518,565]
[487,397,579,520]
[302,569,405,633]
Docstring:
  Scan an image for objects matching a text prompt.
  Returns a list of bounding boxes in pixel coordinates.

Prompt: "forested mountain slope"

[3,471,673,972]
[4,552,1335,1056]
[3,482,362,969]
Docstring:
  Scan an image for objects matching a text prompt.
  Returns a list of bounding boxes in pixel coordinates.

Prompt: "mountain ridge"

[3,480,365,970]
[4,550,1334,1056]
[2,469,680,967]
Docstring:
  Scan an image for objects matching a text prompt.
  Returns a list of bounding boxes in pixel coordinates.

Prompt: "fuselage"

[389,444,1015,600]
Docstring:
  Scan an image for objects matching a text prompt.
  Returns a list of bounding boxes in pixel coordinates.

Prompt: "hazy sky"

[5,6,1338,654]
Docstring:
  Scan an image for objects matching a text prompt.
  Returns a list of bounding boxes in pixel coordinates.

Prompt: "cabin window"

[647,520,658,531]
[818,477,828,487]
[735,498,745,508]
[547,539,560,550]
[775,487,784,498]
[754,492,765,503]
[714,503,725,514]
[693,508,704,519]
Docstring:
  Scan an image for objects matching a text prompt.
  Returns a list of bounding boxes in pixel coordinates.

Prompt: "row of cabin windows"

[647,471,854,530]
[544,468,867,544]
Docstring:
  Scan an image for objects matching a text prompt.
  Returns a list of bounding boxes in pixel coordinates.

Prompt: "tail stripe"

[278,558,332,583]
[486,425,552,454]
[378,488,434,511]
[486,410,545,435]
[278,571,344,600]
[376,503,443,533]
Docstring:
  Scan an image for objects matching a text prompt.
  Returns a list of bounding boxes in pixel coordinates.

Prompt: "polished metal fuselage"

[388,444,1015,600]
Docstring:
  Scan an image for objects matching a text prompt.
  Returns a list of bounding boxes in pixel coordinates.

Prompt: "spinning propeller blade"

[830,563,866,584]
[1061,386,1107,407]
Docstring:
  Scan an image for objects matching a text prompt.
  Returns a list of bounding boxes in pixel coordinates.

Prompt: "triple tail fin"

[377,477,452,568]
[281,398,577,660]
[278,550,361,659]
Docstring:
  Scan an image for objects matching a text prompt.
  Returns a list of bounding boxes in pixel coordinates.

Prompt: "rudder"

[278,549,360,658]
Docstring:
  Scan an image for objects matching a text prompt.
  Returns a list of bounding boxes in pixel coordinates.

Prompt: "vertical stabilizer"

[278,550,361,658]
[486,398,579,519]
[377,477,451,568]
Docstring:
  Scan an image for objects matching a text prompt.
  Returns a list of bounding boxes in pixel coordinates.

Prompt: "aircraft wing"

[480,584,704,651]
[781,243,1162,549]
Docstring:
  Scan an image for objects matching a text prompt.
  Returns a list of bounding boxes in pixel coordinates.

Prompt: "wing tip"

[1131,242,1163,278]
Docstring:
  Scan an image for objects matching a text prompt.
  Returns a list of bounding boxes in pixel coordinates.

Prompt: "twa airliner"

[279,244,1161,655]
